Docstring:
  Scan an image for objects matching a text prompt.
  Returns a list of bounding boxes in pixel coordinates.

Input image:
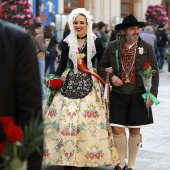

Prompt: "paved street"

[43,62,170,170]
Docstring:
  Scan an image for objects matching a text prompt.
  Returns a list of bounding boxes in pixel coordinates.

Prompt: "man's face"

[125,26,140,43]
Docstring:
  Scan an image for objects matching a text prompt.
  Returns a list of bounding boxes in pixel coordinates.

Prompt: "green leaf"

[17,113,44,160]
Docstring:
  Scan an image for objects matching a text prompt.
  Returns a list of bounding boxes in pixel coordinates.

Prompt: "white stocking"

[128,134,141,169]
[113,133,126,168]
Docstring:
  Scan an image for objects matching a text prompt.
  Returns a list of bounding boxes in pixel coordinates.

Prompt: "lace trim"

[64,8,97,74]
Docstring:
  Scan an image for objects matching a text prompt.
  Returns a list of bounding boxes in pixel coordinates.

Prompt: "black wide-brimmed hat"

[115,14,146,30]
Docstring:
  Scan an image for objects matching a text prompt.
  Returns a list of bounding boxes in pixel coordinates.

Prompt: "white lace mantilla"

[64,8,97,74]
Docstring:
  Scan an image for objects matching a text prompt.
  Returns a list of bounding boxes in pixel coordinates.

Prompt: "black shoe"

[114,164,127,170]
[127,168,133,170]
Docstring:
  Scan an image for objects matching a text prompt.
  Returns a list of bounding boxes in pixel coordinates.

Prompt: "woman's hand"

[45,38,50,45]
[105,67,113,74]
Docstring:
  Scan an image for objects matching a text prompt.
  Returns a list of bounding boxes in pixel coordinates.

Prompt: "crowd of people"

[2,6,169,170]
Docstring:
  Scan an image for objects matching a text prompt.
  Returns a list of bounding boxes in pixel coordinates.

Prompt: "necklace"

[125,41,137,49]
[121,42,137,84]
[77,35,87,48]
[77,35,87,39]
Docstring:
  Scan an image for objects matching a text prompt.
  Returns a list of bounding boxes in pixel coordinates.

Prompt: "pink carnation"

[29,20,34,25]
[23,21,28,25]
[164,17,169,21]
[17,1,23,5]
[161,11,166,15]
[10,5,17,11]
[26,14,31,19]
[20,14,26,19]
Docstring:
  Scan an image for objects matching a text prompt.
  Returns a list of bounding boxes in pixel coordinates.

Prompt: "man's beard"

[126,34,139,43]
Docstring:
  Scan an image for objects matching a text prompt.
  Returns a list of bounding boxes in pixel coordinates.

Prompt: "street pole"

[36,0,40,17]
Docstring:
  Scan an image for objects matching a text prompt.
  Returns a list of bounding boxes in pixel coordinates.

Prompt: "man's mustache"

[132,34,139,36]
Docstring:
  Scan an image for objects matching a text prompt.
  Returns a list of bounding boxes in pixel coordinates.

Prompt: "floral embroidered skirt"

[43,73,119,167]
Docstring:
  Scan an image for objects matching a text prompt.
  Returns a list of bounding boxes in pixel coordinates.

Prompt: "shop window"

[64,0,84,13]
[121,0,134,17]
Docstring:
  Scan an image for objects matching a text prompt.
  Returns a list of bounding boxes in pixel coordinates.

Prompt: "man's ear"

[120,30,125,35]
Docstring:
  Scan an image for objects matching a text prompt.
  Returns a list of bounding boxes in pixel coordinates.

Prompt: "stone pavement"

[43,62,170,170]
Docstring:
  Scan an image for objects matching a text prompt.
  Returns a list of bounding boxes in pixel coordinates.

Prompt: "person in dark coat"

[97,14,159,170]
[63,21,71,40]
[155,23,169,71]
[0,19,43,170]
[110,23,116,42]
[44,24,58,74]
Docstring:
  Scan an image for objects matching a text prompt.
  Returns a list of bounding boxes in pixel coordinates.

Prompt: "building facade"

[26,0,170,25]
[56,0,163,24]
[1,0,168,36]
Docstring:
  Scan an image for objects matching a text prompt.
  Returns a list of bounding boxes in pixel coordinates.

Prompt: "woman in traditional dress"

[43,8,119,170]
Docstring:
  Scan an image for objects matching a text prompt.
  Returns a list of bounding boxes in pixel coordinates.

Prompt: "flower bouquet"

[0,113,43,170]
[145,4,169,25]
[44,74,63,106]
[139,62,160,116]
[0,0,34,31]
[0,117,24,170]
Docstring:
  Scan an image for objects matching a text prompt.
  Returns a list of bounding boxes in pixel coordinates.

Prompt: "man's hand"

[146,97,154,108]
[111,75,123,87]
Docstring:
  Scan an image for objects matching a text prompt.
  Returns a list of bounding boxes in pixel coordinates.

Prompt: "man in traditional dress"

[97,14,159,170]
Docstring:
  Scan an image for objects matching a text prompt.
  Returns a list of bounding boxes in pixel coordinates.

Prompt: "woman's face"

[73,14,87,37]
[38,25,43,31]
[35,25,43,34]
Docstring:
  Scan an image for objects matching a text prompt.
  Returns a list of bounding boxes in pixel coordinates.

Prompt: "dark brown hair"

[98,21,105,30]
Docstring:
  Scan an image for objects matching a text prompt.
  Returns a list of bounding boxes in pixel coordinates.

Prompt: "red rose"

[0,141,6,155]
[4,125,24,143]
[46,78,63,89]
[144,62,151,69]
[0,117,14,128]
